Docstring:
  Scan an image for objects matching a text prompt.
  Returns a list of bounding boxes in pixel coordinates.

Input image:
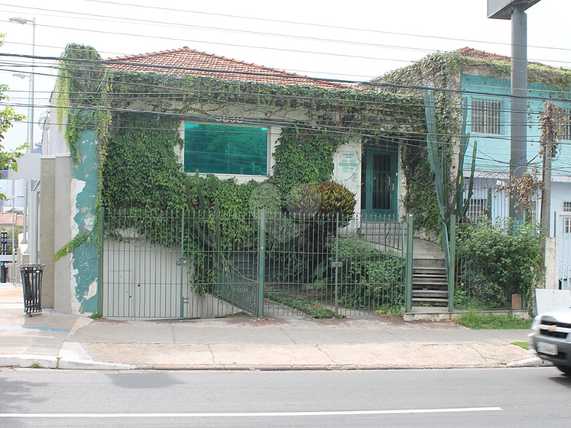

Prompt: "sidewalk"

[0,286,541,370]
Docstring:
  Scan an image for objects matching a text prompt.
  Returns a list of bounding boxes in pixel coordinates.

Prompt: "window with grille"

[184,122,268,176]
[466,198,488,221]
[560,108,571,141]
[563,201,571,213]
[565,218,571,234]
[471,98,502,135]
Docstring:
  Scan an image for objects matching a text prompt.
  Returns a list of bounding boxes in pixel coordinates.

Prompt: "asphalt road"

[1,367,570,427]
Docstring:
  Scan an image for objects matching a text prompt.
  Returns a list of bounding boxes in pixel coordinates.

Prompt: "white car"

[529,307,571,376]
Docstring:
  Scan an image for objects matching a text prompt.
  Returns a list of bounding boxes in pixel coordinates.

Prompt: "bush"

[336,237,405,310]
[287,181,355,218]
[457,222,541,308]
[317,181,355,218]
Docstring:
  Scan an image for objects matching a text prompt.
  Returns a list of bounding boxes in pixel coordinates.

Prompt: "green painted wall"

[71,129,99,313]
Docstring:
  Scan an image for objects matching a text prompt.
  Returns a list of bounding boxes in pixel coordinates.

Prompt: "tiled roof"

[105,47,343,89]
[456,47,510,62]
[0,213,23,227]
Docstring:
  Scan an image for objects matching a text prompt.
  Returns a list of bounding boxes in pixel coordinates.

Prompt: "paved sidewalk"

[0,286,540,370]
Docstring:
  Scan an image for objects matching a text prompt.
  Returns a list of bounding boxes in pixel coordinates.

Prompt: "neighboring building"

[379,47,571,289]
[40,45,425,315]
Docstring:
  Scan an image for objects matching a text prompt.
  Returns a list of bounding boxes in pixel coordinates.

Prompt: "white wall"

[332,140,361,218]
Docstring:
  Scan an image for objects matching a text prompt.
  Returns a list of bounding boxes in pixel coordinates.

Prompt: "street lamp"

[9,17,37,265]
[9,17,36,152]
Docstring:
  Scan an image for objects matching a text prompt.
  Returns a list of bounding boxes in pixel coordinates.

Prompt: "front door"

[361,147,397,218]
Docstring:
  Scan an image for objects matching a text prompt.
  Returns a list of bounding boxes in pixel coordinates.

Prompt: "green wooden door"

[361,147,398,218]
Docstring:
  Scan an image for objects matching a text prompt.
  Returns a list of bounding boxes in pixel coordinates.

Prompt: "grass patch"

[512,341,529,350]
[376,304,403,316]
[30,363,42,369]
[456,311,531,329]
[268,292,339,319]
[90,312,103,320]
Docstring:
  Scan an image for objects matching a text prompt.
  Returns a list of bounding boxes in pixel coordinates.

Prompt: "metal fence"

[555,211,571,290]
[102,209,410,320]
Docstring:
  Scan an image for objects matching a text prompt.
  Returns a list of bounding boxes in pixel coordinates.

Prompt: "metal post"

[510,5,528,222]
[22,181,28,246]
[11,179,16,283]
[180,210,185,319]
[97,208,104,316]
[405,214,414,312]
[448,214,457,313]
[334,212,340,316]
[257,209,266,318]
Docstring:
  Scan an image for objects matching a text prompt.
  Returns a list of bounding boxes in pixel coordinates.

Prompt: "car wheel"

[556,366,571,376]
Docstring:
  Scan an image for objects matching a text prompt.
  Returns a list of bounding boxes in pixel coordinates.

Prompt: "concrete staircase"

[410,238,449,310]
[412,258,448,308]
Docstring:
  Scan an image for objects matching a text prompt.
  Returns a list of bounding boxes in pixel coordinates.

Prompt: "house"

[379,47,571,290]
[39,45,426,316]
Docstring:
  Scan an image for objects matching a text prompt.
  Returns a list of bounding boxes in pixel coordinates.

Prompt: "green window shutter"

[184,122,268,175]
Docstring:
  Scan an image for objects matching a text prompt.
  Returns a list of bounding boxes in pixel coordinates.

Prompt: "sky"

[0,0,570,152]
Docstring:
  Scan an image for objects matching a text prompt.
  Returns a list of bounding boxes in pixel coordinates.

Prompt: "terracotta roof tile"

[457,47,510,62]
[105,47,343,89]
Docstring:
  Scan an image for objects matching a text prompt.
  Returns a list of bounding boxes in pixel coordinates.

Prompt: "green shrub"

[457,222,541,308]
[336,237,404,310]
[287,181,355,218]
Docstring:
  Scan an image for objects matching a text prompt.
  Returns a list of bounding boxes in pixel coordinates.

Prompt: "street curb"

[0,355,133,370]
[0,355,58,369]
[0,359,548,371]
[506,356,552,368]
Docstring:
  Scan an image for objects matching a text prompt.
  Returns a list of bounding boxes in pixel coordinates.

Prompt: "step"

[413,267,446,274]
[413,258,445,268]
[412,297,449,306]
[413,273,447,280]
[413,290,448,298]
[412,276,448,284]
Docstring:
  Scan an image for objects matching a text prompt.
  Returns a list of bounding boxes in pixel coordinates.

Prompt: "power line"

[10,117,550,168]
[1,60,570,128]
[0,19,418,64]
[84,0,571,54]
[2,52,571,103]
[2,3,571,67]
[3,41,571,97]
[3,16,571,71]
[6,100,571,148]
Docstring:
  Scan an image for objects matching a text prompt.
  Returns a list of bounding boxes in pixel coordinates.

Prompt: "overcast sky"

[1,0,570,150]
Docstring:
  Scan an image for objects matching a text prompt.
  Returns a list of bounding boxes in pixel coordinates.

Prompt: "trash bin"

[20,264,43,316]
[0,262,7,283]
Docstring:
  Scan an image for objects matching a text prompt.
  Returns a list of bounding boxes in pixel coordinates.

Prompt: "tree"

[0,34,26,198]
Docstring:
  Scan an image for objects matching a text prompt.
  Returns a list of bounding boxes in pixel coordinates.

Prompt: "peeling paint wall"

[69,130,100,314]
[332,140,362,218]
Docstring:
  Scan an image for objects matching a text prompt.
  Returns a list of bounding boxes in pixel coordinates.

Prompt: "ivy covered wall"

[51,43,427,313]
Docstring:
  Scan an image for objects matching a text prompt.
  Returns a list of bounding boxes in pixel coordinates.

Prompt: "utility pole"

[539,102,558,286]
[488,0,542,222]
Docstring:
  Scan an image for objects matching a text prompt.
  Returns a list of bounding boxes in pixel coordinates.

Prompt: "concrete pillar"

[545,237,558,289]
[39,156,55,308]
[53,156,72,313]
